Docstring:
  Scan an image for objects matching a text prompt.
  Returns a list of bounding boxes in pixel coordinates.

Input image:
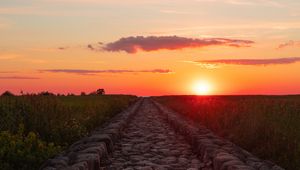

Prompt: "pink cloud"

[40,69,172,75]
[196,57,300,66]
[0,76,40,79]
[101,36,254,53]
[277,40,300,49]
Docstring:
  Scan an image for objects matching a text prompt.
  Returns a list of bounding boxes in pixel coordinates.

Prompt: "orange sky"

[0,0,300,96]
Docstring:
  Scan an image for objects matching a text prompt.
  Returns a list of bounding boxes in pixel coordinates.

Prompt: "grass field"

[154,95,300,170]
[0,95,137,170]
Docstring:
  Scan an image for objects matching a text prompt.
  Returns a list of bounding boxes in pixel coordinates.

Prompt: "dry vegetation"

[154,95,300,170]
[0,94,137,170]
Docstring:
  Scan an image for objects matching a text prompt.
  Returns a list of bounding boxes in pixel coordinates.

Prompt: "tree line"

[1,88,105,96]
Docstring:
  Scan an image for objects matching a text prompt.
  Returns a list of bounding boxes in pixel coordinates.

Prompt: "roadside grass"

[0,95,137,170]
[154,95,300,170]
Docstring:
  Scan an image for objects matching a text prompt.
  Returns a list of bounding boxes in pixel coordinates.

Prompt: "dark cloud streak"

[40,69,172,75]
[196,57,300,66]
[0,76,40,79]
[57,47,69,50]
[0,71,17,73]
[277,40,300,49]
[98,36,254,53]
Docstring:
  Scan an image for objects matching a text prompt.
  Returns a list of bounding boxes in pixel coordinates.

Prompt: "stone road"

[104,99,206,170]
[41,98,283,170]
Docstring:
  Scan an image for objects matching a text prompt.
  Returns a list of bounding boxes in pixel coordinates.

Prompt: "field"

[154,95,300,170]
[0,95,137,170]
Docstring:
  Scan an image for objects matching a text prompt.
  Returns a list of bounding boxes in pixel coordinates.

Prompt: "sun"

[193,81,212,95]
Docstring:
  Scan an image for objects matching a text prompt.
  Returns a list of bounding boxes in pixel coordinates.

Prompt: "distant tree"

[96,89,105,95]
[89,91,96,95]
[38,91,55,96]
[1,91,14,96]
[89,89,105,96]
[80,92,86,96]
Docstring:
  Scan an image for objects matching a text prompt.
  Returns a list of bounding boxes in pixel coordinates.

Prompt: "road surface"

[103,99,209,170]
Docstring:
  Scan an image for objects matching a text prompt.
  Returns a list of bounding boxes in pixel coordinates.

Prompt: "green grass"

[154,95,300,170]
[0,95,137,170]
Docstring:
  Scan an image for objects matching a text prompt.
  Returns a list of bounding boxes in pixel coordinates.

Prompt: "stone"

[130,155,144,162]
[123,168,134,170]
[178,157,189,165]
[155,165,170,170]
[79,145,108,158]
[271,165,285,170]
[159,148,170,156]
[169,150,181,156]
[76,153,100,170]
[161,156,177,164]
[213,152,240,170]
[87,134,114,153]
[70,161,88,170]
[259,165,272,170]
[228,165,256,170]
[221,160,245,170]
[136,166,153,170]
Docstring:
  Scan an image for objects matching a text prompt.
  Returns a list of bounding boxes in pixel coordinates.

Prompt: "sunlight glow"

[193,81,212,95]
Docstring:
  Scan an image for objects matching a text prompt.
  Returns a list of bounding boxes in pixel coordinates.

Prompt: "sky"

[0,0,300,96]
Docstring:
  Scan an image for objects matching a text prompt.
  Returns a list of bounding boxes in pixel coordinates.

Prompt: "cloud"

[100,36,254,53]
[0,6,108,17]
[0,71,17,73]
[182,60,221,69]
[0,6,70,16]
[87,42,105,51]
[195,57,300,66]
[87,44,96,51]
[0,54,21,60]
[277,40,300,49]
[40,69,172,75]
[0,76,40,79]
[57,47,69,50]
[160,9,196,15]
[195,0,284,7]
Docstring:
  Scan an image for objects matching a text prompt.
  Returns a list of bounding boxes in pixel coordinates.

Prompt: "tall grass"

[0,95,137,170]
[155,95,300,169]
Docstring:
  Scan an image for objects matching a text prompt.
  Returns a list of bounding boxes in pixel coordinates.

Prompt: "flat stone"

[123,168,134,170]
[136,166,153,170]
[161,156,177,164]
[130,155,144,162]
[160,149,170,156]
[169,150,181,156]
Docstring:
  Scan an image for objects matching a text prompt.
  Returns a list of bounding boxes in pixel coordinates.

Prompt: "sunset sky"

[1,0,300,96]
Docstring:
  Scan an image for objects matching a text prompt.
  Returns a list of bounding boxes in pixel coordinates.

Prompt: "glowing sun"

[193,81,212,95]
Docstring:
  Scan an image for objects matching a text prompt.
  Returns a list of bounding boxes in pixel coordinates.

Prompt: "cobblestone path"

[41,98,283,170]
[104,99,205,170]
